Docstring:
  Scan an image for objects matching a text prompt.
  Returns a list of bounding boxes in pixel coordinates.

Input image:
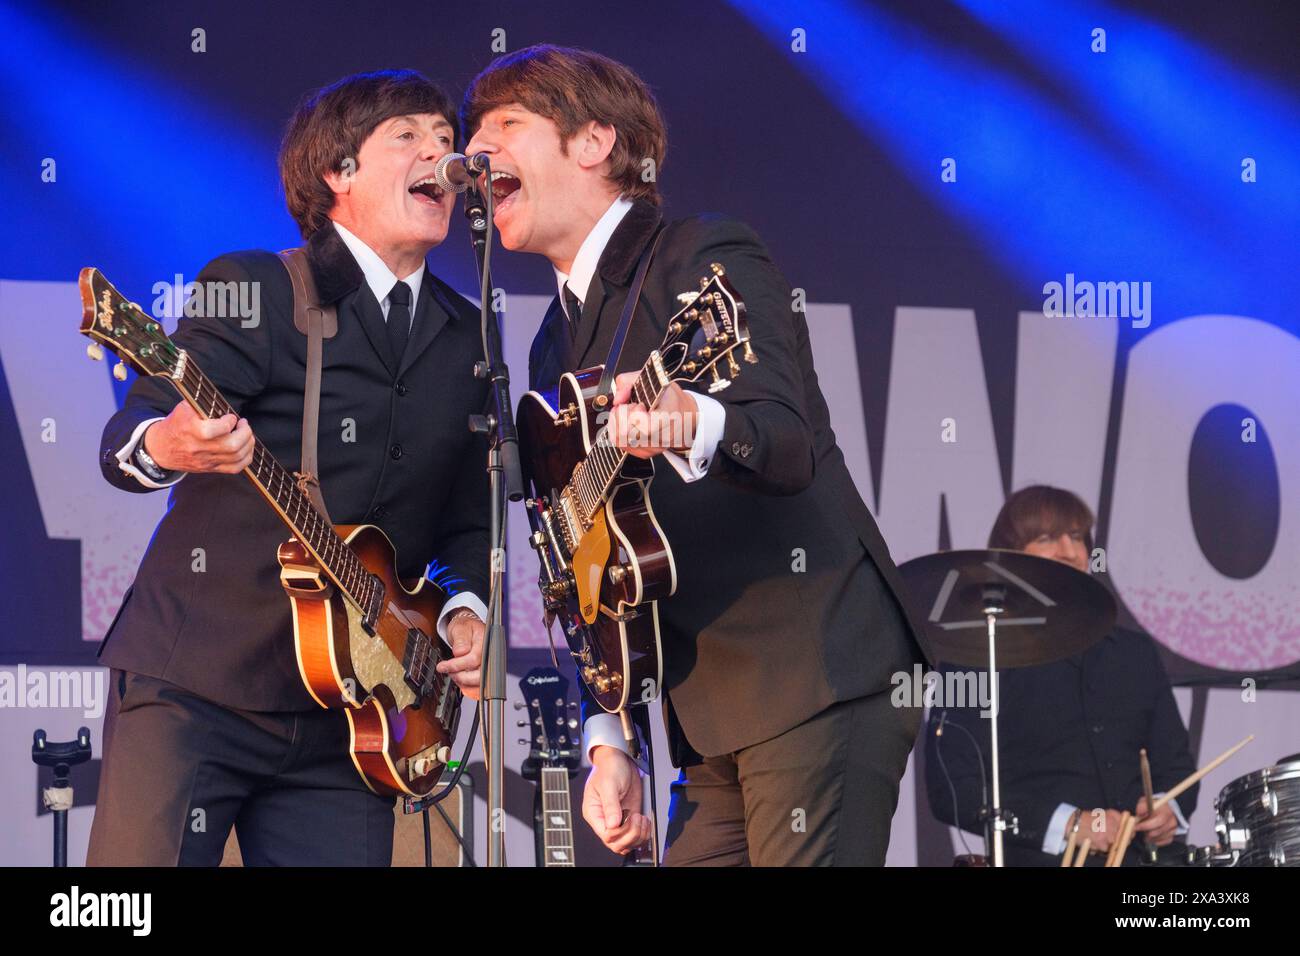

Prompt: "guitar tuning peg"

[517,738,528,746]
[743,341,757,365]
[86,343,105,361]
[709,262,725,276]
[112,361,128,381]
[513,701,526,710]
[727,352,741,376]
[707,366,731,394]
[516,720,527,727]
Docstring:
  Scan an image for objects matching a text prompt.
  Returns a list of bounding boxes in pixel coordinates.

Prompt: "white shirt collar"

[332,220,424,316]
[554,195,634,307]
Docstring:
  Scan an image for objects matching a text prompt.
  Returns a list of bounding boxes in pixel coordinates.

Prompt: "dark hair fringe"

[987,485,1096,553]
[460,44,666,205]
[279,69,457,238]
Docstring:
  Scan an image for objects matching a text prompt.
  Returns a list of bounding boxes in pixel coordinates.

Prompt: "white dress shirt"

[558,197,728,760]
[116,220,485,636]
[1042,795,1189,856]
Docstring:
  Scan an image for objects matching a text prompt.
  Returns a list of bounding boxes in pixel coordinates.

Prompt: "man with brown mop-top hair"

[88,70,490,866]
[463,44,934,865]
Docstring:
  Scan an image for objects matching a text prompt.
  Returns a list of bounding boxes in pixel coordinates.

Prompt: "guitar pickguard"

[343,597,417,713]
[571,505,612,623]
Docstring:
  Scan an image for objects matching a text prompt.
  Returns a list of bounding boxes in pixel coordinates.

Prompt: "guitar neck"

[539,766,575,867]
[169,352,374,609]
[571,354,669,520]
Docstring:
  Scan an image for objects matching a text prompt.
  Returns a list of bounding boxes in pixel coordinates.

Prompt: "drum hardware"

[899,549,1117,867]
[1191,756,1300,866]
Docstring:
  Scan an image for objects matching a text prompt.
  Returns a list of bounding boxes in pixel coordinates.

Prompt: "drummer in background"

[923,485,1198,866]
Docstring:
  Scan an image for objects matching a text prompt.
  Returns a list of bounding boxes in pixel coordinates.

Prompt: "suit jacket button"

[741,444,752,458]
[731,441,742,455]
[395,381,408,396]
[390,443,403,460]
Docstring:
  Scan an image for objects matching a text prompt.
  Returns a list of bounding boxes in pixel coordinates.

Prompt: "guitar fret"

[168,354,376,608]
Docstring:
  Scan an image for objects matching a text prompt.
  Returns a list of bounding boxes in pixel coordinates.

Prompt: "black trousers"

[86,669,395,866]
[662,688,921,866]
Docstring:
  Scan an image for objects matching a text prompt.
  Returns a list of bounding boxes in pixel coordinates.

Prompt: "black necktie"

[561,283,582,341]
[386,280,412,362]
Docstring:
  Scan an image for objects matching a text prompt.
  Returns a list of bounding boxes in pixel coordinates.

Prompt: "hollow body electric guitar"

[517,264,750,714]
[78,268,459,797]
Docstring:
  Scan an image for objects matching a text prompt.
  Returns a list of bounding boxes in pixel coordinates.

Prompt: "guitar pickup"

[361,576,385,634]
[401,628,440,702]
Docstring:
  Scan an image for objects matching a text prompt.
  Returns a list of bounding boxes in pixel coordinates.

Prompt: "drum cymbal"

[896,549,1117,669]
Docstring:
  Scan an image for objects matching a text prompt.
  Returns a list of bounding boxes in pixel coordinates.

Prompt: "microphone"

[434,152,490,193]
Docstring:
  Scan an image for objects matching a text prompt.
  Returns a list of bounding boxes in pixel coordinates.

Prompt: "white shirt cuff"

[116,417,185,489]
[1155,791,1190,836]
[660,391,725,483]
[584,713,631,761]
[435,593,488,642]
[1044,802,1080,855]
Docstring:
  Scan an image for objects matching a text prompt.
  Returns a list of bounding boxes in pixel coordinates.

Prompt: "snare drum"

[1213,757,1300,866]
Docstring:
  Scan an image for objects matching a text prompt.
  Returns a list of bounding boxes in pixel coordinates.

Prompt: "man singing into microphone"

[88,70,490,866]
[461,45,932,866]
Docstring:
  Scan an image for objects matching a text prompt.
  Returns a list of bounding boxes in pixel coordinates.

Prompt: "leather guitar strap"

[594,225,666,401]
[278,247,338,522]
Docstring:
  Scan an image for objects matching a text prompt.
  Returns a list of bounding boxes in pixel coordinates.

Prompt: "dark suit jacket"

[98,224,490,711]
[924,628,1198,866]
[527,200,934,762]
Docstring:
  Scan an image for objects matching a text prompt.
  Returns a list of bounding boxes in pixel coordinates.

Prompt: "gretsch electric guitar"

[516,264,750,716]
[78,268,460,797]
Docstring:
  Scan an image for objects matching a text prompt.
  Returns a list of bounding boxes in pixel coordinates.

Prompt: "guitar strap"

[278,247,338,522]
[594,224,667,401]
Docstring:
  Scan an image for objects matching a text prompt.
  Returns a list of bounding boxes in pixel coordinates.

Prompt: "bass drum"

[1214,755,1300,866]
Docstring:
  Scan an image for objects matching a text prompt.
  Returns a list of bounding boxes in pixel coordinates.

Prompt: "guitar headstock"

[656,264,753,394]
[517,666,581,771]
[78,268,180,382]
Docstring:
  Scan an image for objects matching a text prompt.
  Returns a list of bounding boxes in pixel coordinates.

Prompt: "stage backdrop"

[1,0,1297,865]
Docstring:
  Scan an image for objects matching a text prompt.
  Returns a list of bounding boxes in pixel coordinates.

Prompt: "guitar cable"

[932,708,983,860]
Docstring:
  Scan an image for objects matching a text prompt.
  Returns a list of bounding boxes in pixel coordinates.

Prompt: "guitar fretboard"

[174,356,376,611]
[569,358,667,525]
[540,766,575,867]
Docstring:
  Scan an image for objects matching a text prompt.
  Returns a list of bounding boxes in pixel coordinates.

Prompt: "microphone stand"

[464,173,524,868]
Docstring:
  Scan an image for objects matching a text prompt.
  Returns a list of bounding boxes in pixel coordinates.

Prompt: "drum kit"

[898,548,1295,868]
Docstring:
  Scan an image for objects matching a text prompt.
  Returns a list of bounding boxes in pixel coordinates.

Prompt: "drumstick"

[1060,809,1082,867]
[1139,748,1158,861]
[1150,735,1254,813]
[1110,813,1139,867]
[1139,749,1155,815]
[1105,812,1131,867]
[1072,837,1091,866]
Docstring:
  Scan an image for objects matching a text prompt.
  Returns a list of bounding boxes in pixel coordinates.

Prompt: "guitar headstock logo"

[96,288,114,331]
